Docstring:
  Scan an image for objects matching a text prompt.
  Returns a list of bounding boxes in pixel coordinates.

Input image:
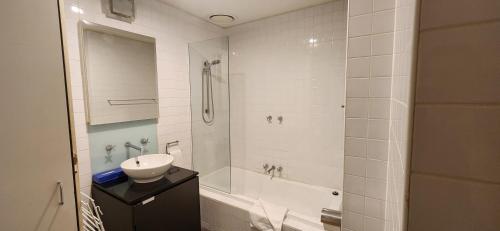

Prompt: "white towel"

[249,199,288,231]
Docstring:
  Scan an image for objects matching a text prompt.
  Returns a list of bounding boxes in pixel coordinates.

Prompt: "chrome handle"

[277,116,283,124]
[105,144,115,152]
[57,181,64,205]
[140,138,150,145]
[263,163,269,171]
[266,115,272,123]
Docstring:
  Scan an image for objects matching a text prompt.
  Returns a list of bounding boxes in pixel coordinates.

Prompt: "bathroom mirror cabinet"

[79,21,158,125]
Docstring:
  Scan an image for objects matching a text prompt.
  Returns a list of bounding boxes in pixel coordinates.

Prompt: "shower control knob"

[277,116,283,124]
[105,144,115,152]
[263,163,269,170]
[266,115,272,123]
[140,138,150,145]
[277,166,283,172]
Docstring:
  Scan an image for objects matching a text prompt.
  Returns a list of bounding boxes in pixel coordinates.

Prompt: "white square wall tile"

[369,77,391,97]
[368,119,389,140]
[349,14,373,37]
[343,211,364,231]
[372,10,395,34]
[373,0,395,12]
[366,159,387,180]
[79,172,92,188]
[346,118,369,138]
[344,192,365,214]
[366,139,388,161]
[364,197,386,219]
[349,0,373,16]
[364,216,385,231]
[371,33,394,55]
[346,98,369,118]
[368,98,390,119]
[345,137,367,158]
[370,55,393,77]
[348,36,372,57]
[347,78,370,97]
[344,174,366,195]
[345,156,367,177]
[365,178,387,200]
[348,57,371,78]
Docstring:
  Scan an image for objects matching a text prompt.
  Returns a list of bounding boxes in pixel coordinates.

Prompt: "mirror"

[79,21,158,125]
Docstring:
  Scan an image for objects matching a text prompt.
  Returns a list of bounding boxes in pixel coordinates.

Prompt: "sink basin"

[121,154,174,183]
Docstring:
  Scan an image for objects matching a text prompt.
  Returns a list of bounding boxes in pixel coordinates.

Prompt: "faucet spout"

[266,165,276,174]
[125,142,143,166]
[266,165,276,179]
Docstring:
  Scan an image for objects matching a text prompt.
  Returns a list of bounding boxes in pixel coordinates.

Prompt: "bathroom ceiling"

[161,0,333,27]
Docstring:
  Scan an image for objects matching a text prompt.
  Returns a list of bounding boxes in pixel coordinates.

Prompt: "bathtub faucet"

[263,164,283,179]
[266,165,276,175]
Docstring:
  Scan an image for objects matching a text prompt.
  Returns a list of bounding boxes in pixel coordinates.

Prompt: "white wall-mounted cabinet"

[80,22,158,125]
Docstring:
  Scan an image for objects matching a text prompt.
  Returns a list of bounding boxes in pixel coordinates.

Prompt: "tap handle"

[277,116,283,124]
[140,138,150,145]
[266,115,272,123]
[263,163,269,170]
[105,144,115,152]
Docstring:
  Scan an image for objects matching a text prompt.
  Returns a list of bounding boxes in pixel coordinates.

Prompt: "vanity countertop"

[92,166,198,205]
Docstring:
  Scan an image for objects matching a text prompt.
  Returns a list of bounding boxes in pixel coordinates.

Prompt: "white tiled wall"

[60,2,433,230]
[408,0,500,230]
[63,0,224,194]
[385,0,419,230]
[227,0,348,189]
[342,0,396,230]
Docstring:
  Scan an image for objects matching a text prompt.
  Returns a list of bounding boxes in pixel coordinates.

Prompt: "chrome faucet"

[263,164,284,179]
[266,165,276,174]
[266,165,278,179]
[125,142,143,166]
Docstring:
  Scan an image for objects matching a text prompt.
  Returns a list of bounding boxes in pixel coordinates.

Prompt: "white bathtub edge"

[200,186,341,231]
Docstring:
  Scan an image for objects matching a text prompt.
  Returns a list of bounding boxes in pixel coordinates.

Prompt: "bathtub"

[199,167,342,231]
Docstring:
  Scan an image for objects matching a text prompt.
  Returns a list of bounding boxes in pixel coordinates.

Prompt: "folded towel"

[250,199,288,231]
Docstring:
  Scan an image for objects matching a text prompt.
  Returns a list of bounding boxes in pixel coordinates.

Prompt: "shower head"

[204,59,221,68]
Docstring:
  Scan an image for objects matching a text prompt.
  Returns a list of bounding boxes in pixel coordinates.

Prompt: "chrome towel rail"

[166,140,179,155]
[107,98,157,106]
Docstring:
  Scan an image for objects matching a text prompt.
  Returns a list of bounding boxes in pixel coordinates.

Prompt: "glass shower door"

[189,37,230,193]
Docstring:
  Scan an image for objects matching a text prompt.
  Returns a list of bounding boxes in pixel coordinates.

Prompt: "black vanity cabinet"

[91,167,201,231]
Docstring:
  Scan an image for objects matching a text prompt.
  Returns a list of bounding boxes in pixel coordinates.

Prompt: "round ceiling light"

[209,14,235,25]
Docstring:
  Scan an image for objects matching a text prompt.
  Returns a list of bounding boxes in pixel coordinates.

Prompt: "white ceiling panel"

[161,0,333,27]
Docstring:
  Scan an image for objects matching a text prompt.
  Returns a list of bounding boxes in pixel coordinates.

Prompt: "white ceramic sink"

[121,154,174,183]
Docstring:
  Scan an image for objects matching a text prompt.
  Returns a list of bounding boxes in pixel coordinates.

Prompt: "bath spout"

[266,165,276,179]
